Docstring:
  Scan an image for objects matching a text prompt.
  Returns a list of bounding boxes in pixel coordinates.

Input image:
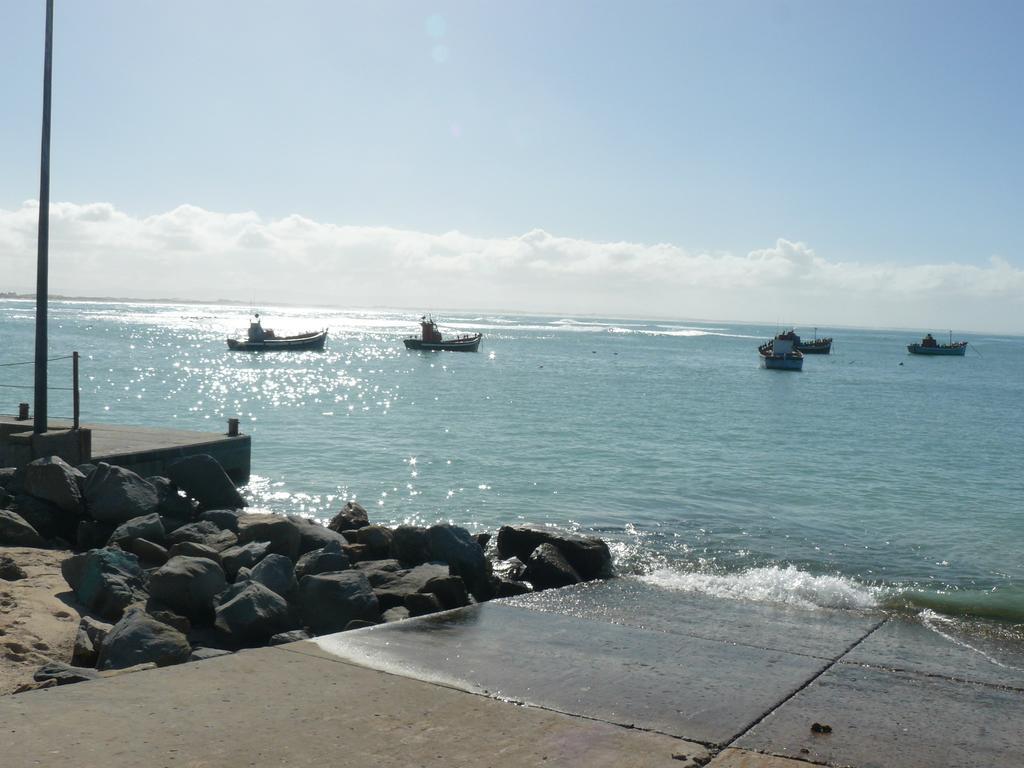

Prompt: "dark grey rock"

[79,615,114,647]
[473,532,492,551]
[12,494,78,541]
[355,525,393,557]
[344,619,377,631]
[420,575,471,610]
[167,541,221,563]
[198,508,242,532]
[299,571,380,635]
[496,578,533,598]
[236,514,301,561]
[496,555,529,582]
[294,540,349,580]
[189,647,233,662]
[0,553,28,580]
[24,456,84,516]
[269,629,311,645]
[370,563,450,610]
[167,454,246,511]
[0,486,10,509]
[77,519,117,550]
[390,525,432,565]
[214,581,292,645]
[83,463,160,524]
[126,537,169,565]
[0,509,47,548]
[354,558,404,585]
[427,523,494,601]
[340,529,360,543]
[109,513,166,547]
[145,606,191,635]
[166,520,237,552]
[341,543,368,562]
[496,525,613,581]
[382,606,410,623]
[97,610,192,670]
[286,515,350,555]
[147,555,228,622]
[404,591,444,617]
[220,541,271,580]
[524,542,582,590]
[268,630,307,643]
[327,501,369,532]
[71,625,97,667]
[151,476,196,528]
[61,548,147,621]
[34,661,100,686]
[249,553,298,599]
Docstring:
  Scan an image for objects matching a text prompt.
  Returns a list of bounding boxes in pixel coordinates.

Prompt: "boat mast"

[34,0,55,435]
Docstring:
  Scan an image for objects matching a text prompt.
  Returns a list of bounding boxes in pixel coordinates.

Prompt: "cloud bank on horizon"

[2,200,1022,333]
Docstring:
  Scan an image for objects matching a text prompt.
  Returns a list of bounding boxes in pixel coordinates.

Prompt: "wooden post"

[33,0,54,435]
[72,351,80,430]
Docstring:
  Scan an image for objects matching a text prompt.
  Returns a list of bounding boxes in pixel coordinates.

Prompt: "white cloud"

[1,200,1022,332]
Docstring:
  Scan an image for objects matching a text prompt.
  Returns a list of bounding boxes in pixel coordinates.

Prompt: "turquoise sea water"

[3,300,1023,633]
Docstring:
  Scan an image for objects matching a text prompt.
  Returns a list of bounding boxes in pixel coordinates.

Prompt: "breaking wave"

[640,564,885,611]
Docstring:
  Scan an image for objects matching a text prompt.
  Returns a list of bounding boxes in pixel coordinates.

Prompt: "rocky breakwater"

[0,454,613,690]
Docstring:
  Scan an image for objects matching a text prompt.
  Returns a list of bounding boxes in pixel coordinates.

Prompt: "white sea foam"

[640,564,883,611]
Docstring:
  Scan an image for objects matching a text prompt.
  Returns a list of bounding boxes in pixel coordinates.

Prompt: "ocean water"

[2,299,1023,634]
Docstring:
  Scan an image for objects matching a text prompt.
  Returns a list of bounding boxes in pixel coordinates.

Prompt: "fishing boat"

[907,331,967,356]
[759,330,804,370]
[227,315,328,351]
[793,328,832,354]
[403,316,482,352]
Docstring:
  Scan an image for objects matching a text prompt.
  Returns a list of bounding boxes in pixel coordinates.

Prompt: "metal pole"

[72,350,80,430]
[34,0,54,434]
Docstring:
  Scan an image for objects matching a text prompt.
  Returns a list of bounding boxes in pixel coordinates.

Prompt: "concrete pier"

[3,578,1023,767]
[0,415,250,482]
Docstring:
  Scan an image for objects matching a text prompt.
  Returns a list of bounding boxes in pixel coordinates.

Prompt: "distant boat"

[227,314,328,351]
[403,316,481,352]
[793,328,832,355]
[907,331,967,356]
[759,330,804,370]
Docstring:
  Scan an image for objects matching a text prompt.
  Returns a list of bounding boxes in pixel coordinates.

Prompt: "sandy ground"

[0,546,81,695]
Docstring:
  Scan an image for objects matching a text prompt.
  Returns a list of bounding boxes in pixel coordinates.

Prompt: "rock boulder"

[167,454,246,511]
[0,509,47,548]
[214,581,292,645]
[24,456,85,516]
[524,543,581,590]
[97,610,192,670]
[147,555,228,622]
[294,540,349,580]
[299,571,380,635]
[496,525,613,580]
[427,523,494,601]
[327,501,369,532]
[83,463,160,524]
[61,548,148,620]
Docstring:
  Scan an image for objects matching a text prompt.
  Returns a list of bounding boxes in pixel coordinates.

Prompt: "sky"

[1,1,1023,331]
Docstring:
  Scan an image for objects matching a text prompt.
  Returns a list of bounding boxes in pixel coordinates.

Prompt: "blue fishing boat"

[759,331,804,370]
[907,332,967,356]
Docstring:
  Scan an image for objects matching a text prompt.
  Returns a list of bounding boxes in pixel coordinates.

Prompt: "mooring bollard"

[227,418,239,436]
[18,402,30,420]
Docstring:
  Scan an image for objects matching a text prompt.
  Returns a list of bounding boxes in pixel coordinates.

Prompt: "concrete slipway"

[4,579,1024,768]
